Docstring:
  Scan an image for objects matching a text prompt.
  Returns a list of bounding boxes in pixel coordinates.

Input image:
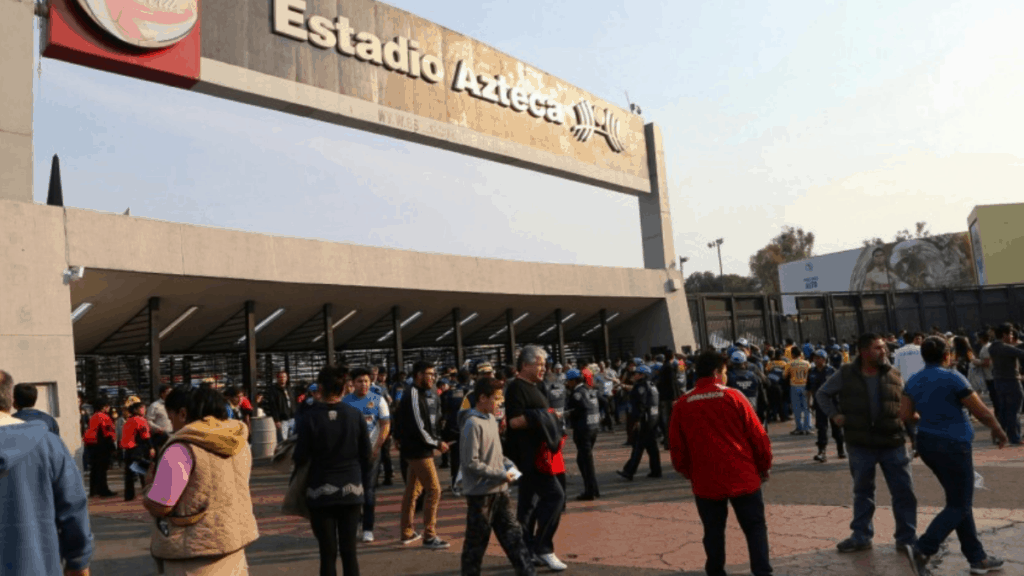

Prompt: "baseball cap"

[565,368,582,380]
[814,349,828,359]
[634,364,652,375]
[841,344,850,351]
[830,344,840,351]
[476,361,494,374]
[736,338,749,348]
[308,384,319,392]
[730,351,747,364]
[554,363,563,369]
[632,357,644,366]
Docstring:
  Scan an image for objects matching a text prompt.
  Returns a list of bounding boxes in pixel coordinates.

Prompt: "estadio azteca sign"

[43,0,650,192]
[272,0,623,153]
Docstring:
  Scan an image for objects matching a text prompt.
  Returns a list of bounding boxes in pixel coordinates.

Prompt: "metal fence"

[688,283,1024,350]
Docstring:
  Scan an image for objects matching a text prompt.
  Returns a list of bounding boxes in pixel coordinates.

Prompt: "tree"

[863,221,929,247]
[685,271,760,294]
[748,226,815,293]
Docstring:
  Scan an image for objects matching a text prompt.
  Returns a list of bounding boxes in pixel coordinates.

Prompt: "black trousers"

[381,437,394,480]
[516,468,565,556]
[694,489,773,576]
[89,444,113,496]
[623,426,661,477]
[309,503,362,576]
[573,430,600,498]
[462,492,537,576]
[767,385,784,422]
[814,404,844,452]
[123,450,144,501]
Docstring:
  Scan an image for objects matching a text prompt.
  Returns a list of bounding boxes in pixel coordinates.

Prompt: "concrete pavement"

[85,419,1024,575]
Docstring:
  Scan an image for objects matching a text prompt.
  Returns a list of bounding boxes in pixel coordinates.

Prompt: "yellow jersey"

[784,359,811,387]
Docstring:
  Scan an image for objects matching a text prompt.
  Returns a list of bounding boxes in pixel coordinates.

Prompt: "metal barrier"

[688,283,1024,350]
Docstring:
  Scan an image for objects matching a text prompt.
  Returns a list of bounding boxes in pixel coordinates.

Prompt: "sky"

[32,0,1024,278]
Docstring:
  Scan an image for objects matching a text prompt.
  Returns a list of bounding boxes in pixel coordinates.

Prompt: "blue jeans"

[695,489,772,576]
[790,387,811,431]
[914,433,985,563]
[846,444,917,545]
[994,379,1022,444]
[361,455,381,531]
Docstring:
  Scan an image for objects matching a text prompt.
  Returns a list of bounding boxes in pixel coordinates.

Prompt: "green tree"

[863,221,930,247]
[685,271,760,293]
[748,226,815,293]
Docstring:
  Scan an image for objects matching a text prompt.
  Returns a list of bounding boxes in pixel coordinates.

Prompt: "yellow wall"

[968,203,1024,285]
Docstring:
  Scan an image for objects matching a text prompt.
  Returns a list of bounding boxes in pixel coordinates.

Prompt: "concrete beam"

[639,124,676,270]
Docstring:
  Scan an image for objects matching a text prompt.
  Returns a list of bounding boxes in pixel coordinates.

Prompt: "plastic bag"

[974,471,987,490]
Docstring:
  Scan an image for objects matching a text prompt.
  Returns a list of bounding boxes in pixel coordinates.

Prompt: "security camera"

[62,266,86,285]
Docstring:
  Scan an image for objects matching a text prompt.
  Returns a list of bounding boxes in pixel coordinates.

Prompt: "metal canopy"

[89,302,151,355]
[513,311,562,344]
[402,311,454,349]
[565,311,616,341]
[341,309,401,350]
[462,310,533,347]
[268,308,328,351]
[188,306,249,353]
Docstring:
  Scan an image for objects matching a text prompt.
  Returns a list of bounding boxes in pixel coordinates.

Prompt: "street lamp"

[679,256,689,276]
[707,238,724,278]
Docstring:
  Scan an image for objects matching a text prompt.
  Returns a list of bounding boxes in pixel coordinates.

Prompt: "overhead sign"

[42,0,650,194]
[43,0,201,88]
[778,233,978,314]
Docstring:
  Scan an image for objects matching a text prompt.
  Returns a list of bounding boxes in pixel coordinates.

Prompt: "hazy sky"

[32,0,1024,277]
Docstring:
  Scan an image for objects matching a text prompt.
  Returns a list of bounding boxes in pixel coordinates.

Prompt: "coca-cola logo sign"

[74,0,198,49]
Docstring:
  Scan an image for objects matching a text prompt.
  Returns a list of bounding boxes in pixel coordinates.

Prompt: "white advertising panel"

[778,232,977,315]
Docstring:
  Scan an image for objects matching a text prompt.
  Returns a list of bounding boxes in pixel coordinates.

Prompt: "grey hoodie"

[460,409,509,496]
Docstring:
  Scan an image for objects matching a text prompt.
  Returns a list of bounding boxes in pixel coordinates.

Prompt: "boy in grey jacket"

[460,377,537,576]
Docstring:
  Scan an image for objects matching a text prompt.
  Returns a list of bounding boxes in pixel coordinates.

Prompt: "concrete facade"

[0,201,82,459]
[0,0,34,203]
[968,203,1024,286]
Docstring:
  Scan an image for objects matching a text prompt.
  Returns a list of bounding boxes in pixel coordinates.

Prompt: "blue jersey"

[342,391,390,445]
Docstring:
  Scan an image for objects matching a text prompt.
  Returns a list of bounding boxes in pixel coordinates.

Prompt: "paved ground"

[85,417,1024,575]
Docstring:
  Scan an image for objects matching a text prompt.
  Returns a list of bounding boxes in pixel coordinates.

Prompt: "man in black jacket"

[616,365,662,481]
[396,360,450,550]
[263,371,295,443]
[505,345,567,572]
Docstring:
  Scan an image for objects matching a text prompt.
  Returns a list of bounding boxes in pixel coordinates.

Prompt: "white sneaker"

[538,553,568,571]
[362,531,374,543]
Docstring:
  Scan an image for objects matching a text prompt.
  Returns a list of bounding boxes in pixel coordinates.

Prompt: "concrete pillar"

[505,309,517,365]
[639,124,675,270]
[323,304,335,366]
[392,306,404,373]
[452,308,465,369]
[148,297,161,401]
[600,309,611,361]
[242,301,257,400]
[555,308,566,365]
[0,0,33,203]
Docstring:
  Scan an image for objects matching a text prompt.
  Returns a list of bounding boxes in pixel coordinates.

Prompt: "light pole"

[707,238,724,278]
[679,256,689,276]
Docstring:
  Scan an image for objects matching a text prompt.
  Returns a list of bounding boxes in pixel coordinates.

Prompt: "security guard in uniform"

[727,351,768,425]
[543,370,568,418]
[565,369,601,501]
[616,364,662,480]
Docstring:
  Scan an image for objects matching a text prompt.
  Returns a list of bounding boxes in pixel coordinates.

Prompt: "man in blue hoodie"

[0,370,93,575]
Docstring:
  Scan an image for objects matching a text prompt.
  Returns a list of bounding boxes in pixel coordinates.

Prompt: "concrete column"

[555,308,566,365]
[242,301,257,400]
[0,0,34,203]
[148,297,161,401]
[452,308,465,369]
[392,306,404,373]
[323,303,336,366]
[639,124,675,270]
[505,309,517,365]
[600,309,611,361]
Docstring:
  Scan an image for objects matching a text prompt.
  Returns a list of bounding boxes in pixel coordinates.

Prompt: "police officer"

[440,369,469,489]
[565,369,600,501]
[616,364,662,480]
[765,350,787,423]
[727,351,767,425]
[542,367,568,419]
[828,344,845,370]
[807,349,844,462]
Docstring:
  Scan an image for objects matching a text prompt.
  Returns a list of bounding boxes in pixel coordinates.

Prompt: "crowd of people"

[1,320,1023,575]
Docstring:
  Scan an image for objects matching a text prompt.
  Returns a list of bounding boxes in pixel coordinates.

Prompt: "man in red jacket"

[669,350,773,576]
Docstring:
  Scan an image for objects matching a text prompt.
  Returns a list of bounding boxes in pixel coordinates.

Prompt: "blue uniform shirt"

[904,364,975,442]
[342,391,391,446]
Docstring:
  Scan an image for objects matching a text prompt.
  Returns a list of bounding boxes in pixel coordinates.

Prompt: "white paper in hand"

[974,471,986,490]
